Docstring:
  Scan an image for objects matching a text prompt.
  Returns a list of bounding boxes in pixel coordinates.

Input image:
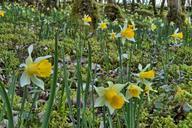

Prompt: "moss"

[0,23,14,34]
[168,64,192,84]
[37,37,75,56]
[49,110,72,128]
[12,95,22,110]
[150,116,177,128]
[171,46,192,65]
[0,50,20,71]
[135,9,154,17]
[178,112,192,128]
[0,28,36,48]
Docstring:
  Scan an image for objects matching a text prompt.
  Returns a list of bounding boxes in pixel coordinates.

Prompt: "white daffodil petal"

[34,55,52,62]
[143,64,151,71]
[20,72,31,87]
[107,81,113,87]
[119,93,129,103]
[119,25,123,30]
[20,63,26,68]
[175,28,179,33]
[94,97,105,107]
[105,102,115,114]
[126,92,132,100]
[116,33,121,38]
[113,83,127,92]
[28,45,33,56]
[94,86,105,97]
[122,38,126,45]
[143,80,152,86]
[128,38,136,42]
[123,20,128,29]
[25,56,33,65]
[31,76,44,90]
[138,64,143,71]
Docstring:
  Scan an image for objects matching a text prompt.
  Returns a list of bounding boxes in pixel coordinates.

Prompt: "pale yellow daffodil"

[82,15,92,26]
[98,21,108,30]
[126,84,143,99]
[20,45,52,90]
[171,28,183,40]
[94,81,127,114]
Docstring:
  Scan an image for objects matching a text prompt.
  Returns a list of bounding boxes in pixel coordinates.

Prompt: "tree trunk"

[72,0,99,28]
[137,0,141,3]
[167,0,185,26]
[107,0,113,3]
[131,0,135,12]
[181,0,186,11]
[152,0,157,14]
[160,0,166,15]
[123,0,127,10]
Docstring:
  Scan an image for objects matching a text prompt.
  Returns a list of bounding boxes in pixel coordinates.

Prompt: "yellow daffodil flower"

[117,20,136,44]
[139,70,155,79]
[171,28,183,40]
[94,81,127,114]
[20,45,52,90]
[0,10,5,17]
[82,15,92,25]
[144,83,157,101]
[98,21,107,30]
[126,84,143,99]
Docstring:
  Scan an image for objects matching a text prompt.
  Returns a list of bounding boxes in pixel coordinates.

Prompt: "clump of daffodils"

[94,81,127,114]
[98,21,108,30]
[82,14,92,26]
[134,64,157,101]
[170,28,183,40]
[20,45,52,90]
[117,20,136,44]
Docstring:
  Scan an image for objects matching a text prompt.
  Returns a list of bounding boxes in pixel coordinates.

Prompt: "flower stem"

[41,32,58,128]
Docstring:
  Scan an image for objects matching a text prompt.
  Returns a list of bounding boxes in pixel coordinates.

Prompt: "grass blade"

[41,32,58,128]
